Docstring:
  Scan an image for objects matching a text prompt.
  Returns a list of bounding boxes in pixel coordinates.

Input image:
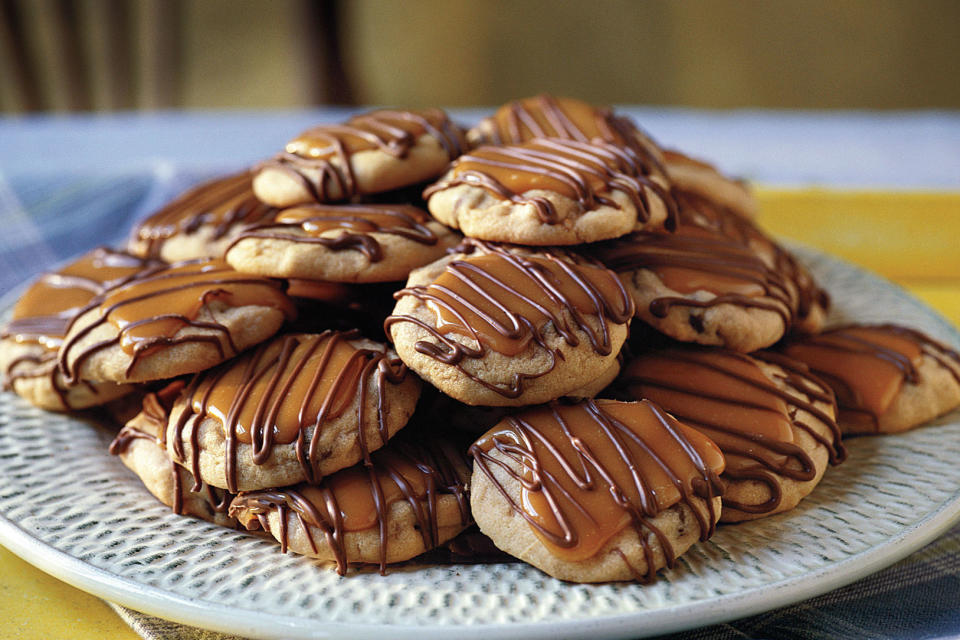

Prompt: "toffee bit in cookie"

[781,324,960,434]
[470,399,724,582]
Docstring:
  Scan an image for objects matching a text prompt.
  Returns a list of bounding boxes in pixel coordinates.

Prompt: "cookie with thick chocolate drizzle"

[254,109,465,207]
[385,241,634,406]
[467,94,666,166]
[229,434,471,575]
[470,399,724,583]
[424,137,675,245]
[224,203,460,283]
[166,331,420,492]
[128,172,278,262]
[0,248,154,411]
[781,324,960,434]
[58,258,296,384]
[668,187,830,334]
[110,381,236,528]
[618,348,845,522]
[591,208,797,352]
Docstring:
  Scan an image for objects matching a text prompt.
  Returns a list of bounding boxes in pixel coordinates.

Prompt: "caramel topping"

[262,109,463,202]
[592,218,795,325]
[229,438,470,575]
[470,400,724,577]
[385,241,634,398]
[131,173,277,258]
[170,332,409,492]
[781,324,960,430]
[228,203,438,262]
[58,259,295,383]
[473,95,665,172]
[619,348,845,515]
[424,138,676,227]
[5,248,153,348]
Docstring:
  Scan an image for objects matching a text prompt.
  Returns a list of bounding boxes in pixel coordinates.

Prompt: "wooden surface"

[0,189,958,639]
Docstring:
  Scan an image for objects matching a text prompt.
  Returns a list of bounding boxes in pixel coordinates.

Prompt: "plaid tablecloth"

[1,109,958,640]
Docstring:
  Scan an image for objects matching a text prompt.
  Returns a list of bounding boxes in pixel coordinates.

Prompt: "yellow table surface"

[1,189,958,640]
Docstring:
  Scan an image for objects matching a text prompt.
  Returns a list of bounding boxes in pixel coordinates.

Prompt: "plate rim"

[0,243,958,640]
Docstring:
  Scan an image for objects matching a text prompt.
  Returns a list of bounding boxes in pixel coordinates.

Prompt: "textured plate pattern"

[1,246,959,639]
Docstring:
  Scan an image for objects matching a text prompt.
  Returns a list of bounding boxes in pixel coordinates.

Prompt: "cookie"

[0,248,152,411]
[58,259,295,384]
[109,381,236,527]
[469,399,724,583]
[385,241,634,406]
[781,324,960,434]
[617,348,845,522]
[253,109,465,207]
[424,137,676,245]
[663,149,759,220]
[671,188,829,334]
[128,172,277,262]
[167,331,420,493]
[224,203,460,283]
[591,217,795,352]
[229,436,471,575]
[467,94,665,167]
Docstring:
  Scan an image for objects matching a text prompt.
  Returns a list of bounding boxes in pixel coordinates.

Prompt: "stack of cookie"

[3,95,959,584]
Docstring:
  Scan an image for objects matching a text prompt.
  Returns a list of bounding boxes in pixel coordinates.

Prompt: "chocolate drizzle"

[424,138,676,228]
[260,109,463,202]
[782,324,960,431]
[619,348,845,515]
[227,203,439,262]
[229,437,470,575]
[469,399,724,582]
[384,242,634,398]
[130,173,278,259]
[169,331,410,493]
[58,259,295,383]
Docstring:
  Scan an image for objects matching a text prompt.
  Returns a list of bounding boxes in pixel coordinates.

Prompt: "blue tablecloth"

[1,108,958,640]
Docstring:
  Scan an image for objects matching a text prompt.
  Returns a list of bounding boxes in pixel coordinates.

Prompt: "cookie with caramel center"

[254,109,465,207]
[386,241,634,406]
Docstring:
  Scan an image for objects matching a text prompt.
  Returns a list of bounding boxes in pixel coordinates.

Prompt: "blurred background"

[2,0,959,113]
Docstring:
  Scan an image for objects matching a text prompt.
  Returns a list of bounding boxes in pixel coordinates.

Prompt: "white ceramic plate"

[1,245,959,640]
